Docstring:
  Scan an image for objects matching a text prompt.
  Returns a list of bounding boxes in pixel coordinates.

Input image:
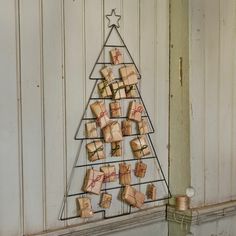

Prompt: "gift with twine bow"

[137,118,149,135]
[110,48,123,65]
[100,193,112,209]
[110,101,122,118]
[110,81,126,100]
[90,101,110,129]
[125,85,137,98]
[146,183,157,200]
[122,119,132,136]
[100,66,114,84]
[119,163,131,185]
[102,121,123,143]
[100,165,117,182]
[130,136,150,159]
[83,169,104,195]
[135,161,147,178]
[111,141,122,157]
[97,80,112,98]
[85,121,98,138]
[76,197,94,218]
[128,101,144,122]
[86,141,105,162]
[119,65,138,86]
[122,185,145,208]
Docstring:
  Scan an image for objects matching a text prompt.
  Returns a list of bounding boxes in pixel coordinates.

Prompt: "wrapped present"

[97,80,112,98]
[122,185,145,208]
[137,118,149,135]
[110,101,122,118]
[111,141,122,157]
[100,165,117,182]
[130,136,150,158]
[83,169,104,195]
[122,120,132,136]
[76,197,94,218]
[90,101,110,128]
[102,121,123,143]
[110,48,123,65]
[119,65,138,86]
[146,184,157,200]
[125,85,137,98]
[135,161,147,178]
[128,101,144,122]
[119,163,131,185]
[100,193,112,209]
[100,66,114,84]
[110,81,126,100]
[85,121,98,138]
[86,141,105,162]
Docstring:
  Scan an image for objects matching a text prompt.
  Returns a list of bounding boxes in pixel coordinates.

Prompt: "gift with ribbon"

[125,85,137,98]
[122,119,132,136]
[100,193,112,209]
[135,161,147,178]
[130,136,150,158]
[128,101,144,122]
[76,197,94,218]
[100,66,114,84]
[137,118,149,135]
[111,141,122,157]
[86,141,105,162]
[90,101,110,129]
[110,48,123,65]
[110,101,122,118]
[119,163,131,185]
[85,121,98,138]
[110,81,126,100]
[83,169,104,195]
[97,80,112,98]
[146,184,157,200]
[119,65,138,86]
[100,165,117,182]
[102,121,123,143]
[122,185,145,208]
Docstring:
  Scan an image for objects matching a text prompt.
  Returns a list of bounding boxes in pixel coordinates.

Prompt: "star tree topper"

[106,9,121,28]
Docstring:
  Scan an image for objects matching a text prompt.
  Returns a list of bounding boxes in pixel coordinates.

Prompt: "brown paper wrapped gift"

[137,118,149,135]
[83,169,104,195]
[85,121,98,138]
[110,81,126,100]
[135,161,147,178]
[119,163,131,185]
[90,101,110,128]
[130,136,150,158]
[100,193,112,209]
[110,48,123,65]
[110,101,122,118]
[102,121,123,143]
[76,197,94,218]
[119,65,138,86]
[97,80,112,98]
[122,185,145,208]
[111,141,122,157]
[122,120,132,136]
[125,85,137,98]
[100,165,117,182]
[86,141,105,162]
[128,101,144,122]
[100,66,114,84]
[146,184,157,200]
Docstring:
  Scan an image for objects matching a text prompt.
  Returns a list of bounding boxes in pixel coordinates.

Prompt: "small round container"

[175,195,190,211]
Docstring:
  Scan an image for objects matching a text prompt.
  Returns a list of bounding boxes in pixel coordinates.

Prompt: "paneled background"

[0,0,169,235]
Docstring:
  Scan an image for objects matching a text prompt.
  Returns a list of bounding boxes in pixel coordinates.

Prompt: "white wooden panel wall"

[189,0,236,207]
[0,0,169,235]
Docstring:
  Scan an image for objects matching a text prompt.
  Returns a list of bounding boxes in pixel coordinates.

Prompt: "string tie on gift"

[111,143,120,155]
[113,48,122,64]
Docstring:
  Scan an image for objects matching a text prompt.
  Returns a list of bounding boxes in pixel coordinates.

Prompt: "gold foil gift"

[130,136,150,158]
[128,101,144,122]
[137,118,149,135]
[119,65,138,86]
[86,141,105,162]
[110,81,126,100]
[146,184,157,200]
[135,161,147,178]
[100,165,117,182]
[76,197,94,218]
[102,121,123,143]
[97,80,112,98]
[110,101,122,118]
[100,193,112,209]
[122,119,132,136]
[125,85,137,98]
[111,141,122,157]
[100,66,114,84]
[85,121,98,138]
[119,163,131,185]
[110,48,123,65]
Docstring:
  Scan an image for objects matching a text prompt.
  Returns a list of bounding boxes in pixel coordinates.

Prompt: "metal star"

[106,9,121,28]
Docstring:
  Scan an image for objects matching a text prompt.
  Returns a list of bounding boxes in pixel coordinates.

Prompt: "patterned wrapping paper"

[130,136,151,159]
[119,163,131,185]
[86,141,105,162]
[97,80,112,98]
[76,197,94,218]
[137,118,149,135]
[102,121,123,143]
[121,119,132,136]
[110,101,122,118]
[100,66,115,84]
[90,101,110,129]
[111,141,122,157]
[100,193,112,209]
[85,121,98,138]
[146,184,157,200]
[110,81,126,100]
[83,169,104,195]
[100,165,117,182]
[135,161,147,178]
[119,65,138,86]
[110,48,123,65]
[125,85,137,98]
[122,185,145,208]
[128,101,144,122]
